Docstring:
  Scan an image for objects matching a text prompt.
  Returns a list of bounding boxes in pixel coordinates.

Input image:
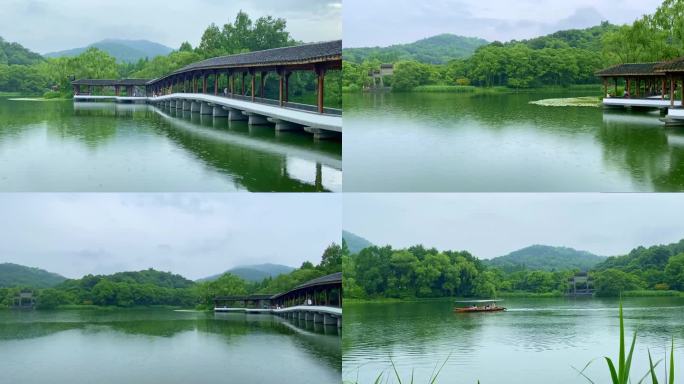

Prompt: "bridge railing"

[168,92,342,116]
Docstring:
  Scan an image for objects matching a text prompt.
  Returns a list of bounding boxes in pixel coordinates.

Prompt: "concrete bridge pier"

[323,313,336,326]
[212,105,228,117]
[169,100,176,109]
[305,127,340,141]
[223,107,247,121]
[243,112,270,125]
[313,313,322,324]
[182,100,191,111]
[190,101,200,113]
[268,118,303,132]
[200,102,212,115]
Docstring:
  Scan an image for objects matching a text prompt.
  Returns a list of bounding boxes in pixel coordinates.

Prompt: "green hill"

[0,37,44,65]
[0,263,66,288]
[342,230,374,254]
[486,245,605,272]
[45,39,173,63]
[199,263,295,283]
[518,22,618,51]
[595,238,684,272]
[94,269,194,288]
[343,34,489,64]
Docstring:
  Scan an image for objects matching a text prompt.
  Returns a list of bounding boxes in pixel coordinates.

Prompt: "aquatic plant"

[647,337,675,384]
[575,301,676,384]
[529,97,600,107]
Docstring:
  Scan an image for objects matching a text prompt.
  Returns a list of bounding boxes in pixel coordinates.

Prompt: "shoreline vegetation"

[344,290,684,304]
[341,84,602,94]
[343,0,684,99]
[342,237,684,301]
[0,244,341,311]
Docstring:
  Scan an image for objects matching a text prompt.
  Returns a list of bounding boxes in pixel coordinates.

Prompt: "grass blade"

[606,357,620,384]
[669,337,674,384]
[648,349,659,384]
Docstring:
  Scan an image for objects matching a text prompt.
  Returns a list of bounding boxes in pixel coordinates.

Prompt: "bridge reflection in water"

[72,102,341,192]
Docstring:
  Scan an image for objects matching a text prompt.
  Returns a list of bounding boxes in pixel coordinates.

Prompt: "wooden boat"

[454,299,506,313]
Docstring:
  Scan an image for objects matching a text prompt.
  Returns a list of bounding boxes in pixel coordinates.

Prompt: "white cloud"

[344,0,662,47]
[0,0,341,53]
[0,194,341,279]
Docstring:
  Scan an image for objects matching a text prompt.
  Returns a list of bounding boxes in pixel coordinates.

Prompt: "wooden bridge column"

[193,75,198,93]
[285,73,291,103]
[229,72,234,96]
[626,77,631,97]
[115,85,120,96]
[315,66,326,113]
[279,71,284,106]
[202,74,208,94]
[214,72,218,96]
[662,78,666,100]
[670,75,675,107]
[602,78,607,96]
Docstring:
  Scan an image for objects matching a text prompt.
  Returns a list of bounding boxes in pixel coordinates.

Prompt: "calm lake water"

[343,297,684,384]
[343,92,684,192]
[0,309,340,384]
[0,98,341,192]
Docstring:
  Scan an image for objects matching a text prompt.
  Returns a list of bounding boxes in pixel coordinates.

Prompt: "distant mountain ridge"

[485,245,606,272]
[45,39,173,63]
[343,230,374,254]
[198,263,295,282]
[0,263,66,288]
[343,34,489,64]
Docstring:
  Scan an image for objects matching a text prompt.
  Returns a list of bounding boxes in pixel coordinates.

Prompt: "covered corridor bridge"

[72,41,342,138]
[147,40,341,114]
[72,78,149,98]
[214,272,342,327]
[595,60,684,109]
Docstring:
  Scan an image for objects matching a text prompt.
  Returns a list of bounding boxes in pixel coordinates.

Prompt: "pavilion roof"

[151,40,342,84]
[595,62,666,77]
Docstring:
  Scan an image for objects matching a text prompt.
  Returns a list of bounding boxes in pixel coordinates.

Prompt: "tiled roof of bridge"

[152,40,342,82]
[595,62,665,77]
[71,78,151,86]
[293,272,342,291]
[655,57,684,72]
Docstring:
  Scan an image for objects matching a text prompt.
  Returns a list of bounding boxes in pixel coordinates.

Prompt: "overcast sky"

[344,194,684,259]
[344,0,663,47]
[0,0,341,54]
[0,194,341,280]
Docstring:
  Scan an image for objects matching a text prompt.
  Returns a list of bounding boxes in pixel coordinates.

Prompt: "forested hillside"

[343,237,684,299]
[343,34,488,64]
[0,263,66,288]
[0,243,342,309]
[45,39,173,63]
[342,230,374,254]
[485,245,605,272]
[344,1,684,91]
